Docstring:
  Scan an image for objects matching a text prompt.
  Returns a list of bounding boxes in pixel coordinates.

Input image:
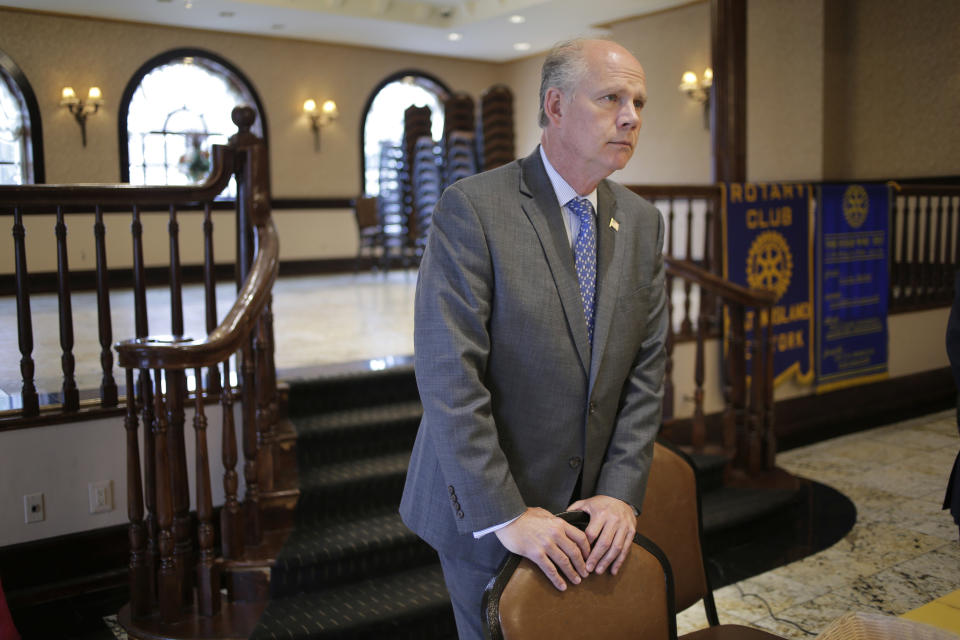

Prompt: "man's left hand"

[566,495,637,576]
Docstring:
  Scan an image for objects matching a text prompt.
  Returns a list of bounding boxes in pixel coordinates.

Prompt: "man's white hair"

[538,38,590,128]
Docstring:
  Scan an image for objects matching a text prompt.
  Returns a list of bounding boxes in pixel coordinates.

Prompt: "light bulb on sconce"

[61,86,105,147]
[678,68,712,129]
[304,98,339,152]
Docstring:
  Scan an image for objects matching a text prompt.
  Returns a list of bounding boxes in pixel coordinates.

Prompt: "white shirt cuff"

[473,514,522,539]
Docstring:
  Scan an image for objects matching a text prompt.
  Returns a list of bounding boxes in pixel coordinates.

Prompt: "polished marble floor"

[677,410,960,637]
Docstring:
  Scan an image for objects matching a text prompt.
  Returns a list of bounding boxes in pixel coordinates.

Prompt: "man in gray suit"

[400,38,667,639]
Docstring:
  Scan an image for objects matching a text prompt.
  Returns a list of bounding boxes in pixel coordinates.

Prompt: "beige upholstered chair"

[636,442,785,639]
[483,511,675,640]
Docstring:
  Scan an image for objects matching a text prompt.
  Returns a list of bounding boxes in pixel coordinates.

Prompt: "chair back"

[483,511,676,640]
[636,443,715,618]
[355,196,380,230]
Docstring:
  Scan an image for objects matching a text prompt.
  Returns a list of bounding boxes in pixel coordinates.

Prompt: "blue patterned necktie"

[568,197,597,345]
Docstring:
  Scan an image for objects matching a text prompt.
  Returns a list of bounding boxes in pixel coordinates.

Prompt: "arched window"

[0,50,44,184]
[119,49,266,197]
[362,71,449,197]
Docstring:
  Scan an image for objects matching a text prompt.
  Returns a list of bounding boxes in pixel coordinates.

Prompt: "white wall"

[0,402,237,547]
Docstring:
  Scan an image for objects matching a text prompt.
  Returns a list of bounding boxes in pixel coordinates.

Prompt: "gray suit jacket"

[399,149,667,563]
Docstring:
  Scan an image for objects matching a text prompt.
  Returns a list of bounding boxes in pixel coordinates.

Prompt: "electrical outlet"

[24,493,44,523]
[88,480,113,514]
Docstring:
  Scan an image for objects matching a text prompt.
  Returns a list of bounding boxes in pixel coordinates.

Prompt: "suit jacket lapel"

[518,151,591,373]
[589,179,624,389]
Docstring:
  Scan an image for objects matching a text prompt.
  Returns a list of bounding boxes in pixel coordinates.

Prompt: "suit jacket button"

[588,402,596,415]
[569,456,582,469]
[456,510,464,519]
[448,486,455,495]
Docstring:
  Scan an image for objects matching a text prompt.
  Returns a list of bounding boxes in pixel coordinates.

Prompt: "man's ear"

[543,87,565,127]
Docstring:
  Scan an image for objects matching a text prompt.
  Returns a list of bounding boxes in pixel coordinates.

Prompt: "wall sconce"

[303,99,338,152]
[60,86,104,147]
[679,68,712,129]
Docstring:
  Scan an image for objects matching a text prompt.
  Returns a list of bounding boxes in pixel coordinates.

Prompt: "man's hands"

[494,495,637,591]
[495,507,591,591]
[567,495,637,577]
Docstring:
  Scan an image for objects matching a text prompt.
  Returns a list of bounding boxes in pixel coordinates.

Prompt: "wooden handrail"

[0,146,236,208]
[665,257,776,308]
[115,220,278,370]
[627,184,722,199]
[890,182,960,196]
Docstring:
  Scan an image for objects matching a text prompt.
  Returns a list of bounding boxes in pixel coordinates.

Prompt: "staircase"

[251,364,456,639]
[250,362,812,639]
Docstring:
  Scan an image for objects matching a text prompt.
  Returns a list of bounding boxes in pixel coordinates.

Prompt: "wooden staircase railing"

[889,183,960,311]
[663,257,778,476]
[1,106,282,635]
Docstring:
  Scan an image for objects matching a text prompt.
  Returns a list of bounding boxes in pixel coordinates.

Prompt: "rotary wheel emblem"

[843,185,869,229]
[746,231,793,300]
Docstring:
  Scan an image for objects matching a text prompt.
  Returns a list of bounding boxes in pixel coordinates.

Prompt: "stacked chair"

[376,141,408,270]
[443,91,475,139]
[402,105,434,265]
[479,84,516,171]
[444,130,478,188]
[409,135,442,261]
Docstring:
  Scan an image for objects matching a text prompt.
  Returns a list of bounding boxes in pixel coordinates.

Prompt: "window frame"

[117,48,268,184]
[359,70,450,196]
[0,49,45,184]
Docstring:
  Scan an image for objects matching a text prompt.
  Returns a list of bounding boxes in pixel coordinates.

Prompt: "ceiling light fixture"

[513,42,531,51]
[448,32,463,41]
[508,15,525,24]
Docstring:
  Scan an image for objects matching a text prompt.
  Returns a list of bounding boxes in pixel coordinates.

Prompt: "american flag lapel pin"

[609,218,619,231]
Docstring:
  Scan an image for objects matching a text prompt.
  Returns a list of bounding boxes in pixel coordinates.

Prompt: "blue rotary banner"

[723,183,814,386]
[815,184,889,392]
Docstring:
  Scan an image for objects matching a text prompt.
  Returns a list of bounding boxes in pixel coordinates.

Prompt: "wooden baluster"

[943,195,956,302]
[903,196,920,303]
[12,207,39,416]
[662,275,675,422]
[193,367,220,616]
[203,203,221,395]
[700,198,717,323]
[923,194,935,301]
[153,370,181,623]
[691,309,706,453]
[666,196,676,259]
[892,196,904,306]
[220,359,244,560]
[131,206,149,339]
[763,314,777,471]
[747,309,765,474]
[131,206,156,604]
[138,369,157,608]
[950,196,960,297]
[665,197,676,333]
[241,338,261,546]
[94,205,118,407]
[255,300,277,495]
[724,304,747,467]
[166,205,193,606]
[681,199,694,337]
[124,368,150,618]
[931,195,945,302]
[54,206,79,411]
[900,196,913,305]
